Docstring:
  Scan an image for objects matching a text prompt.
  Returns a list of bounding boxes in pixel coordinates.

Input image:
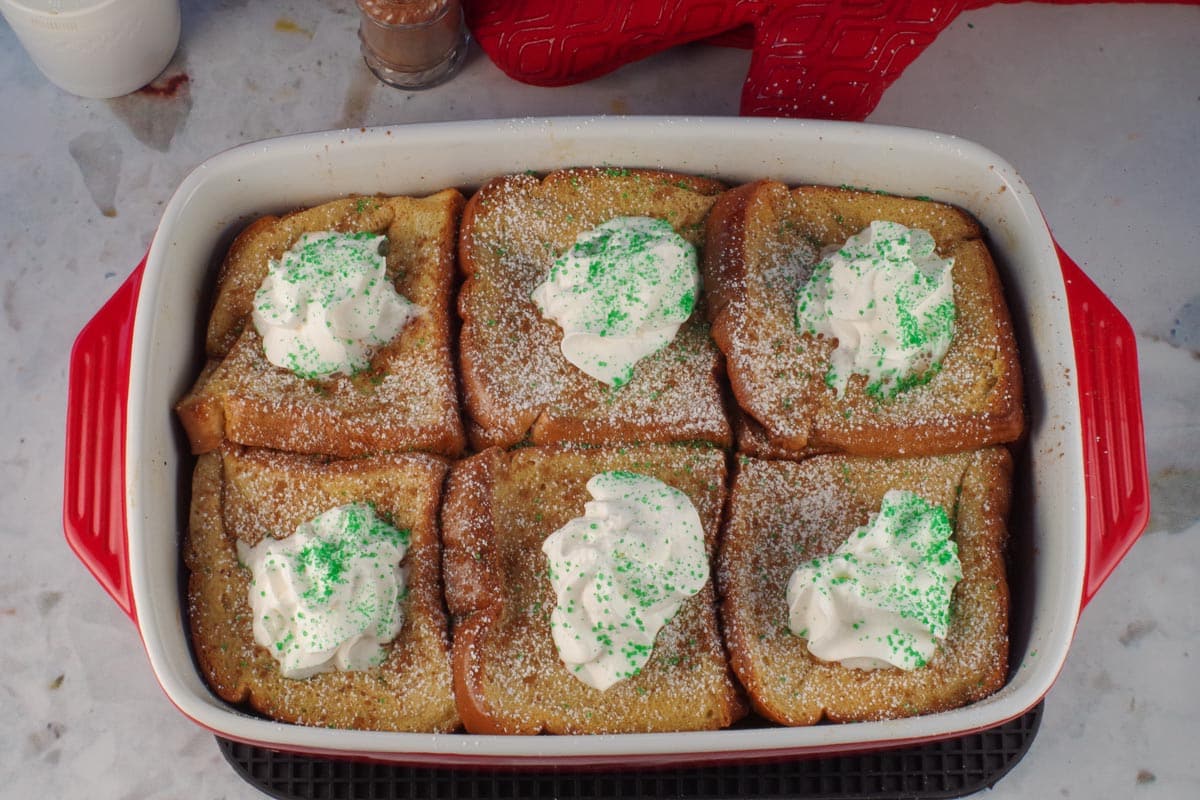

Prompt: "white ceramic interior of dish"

[126,117,1085,762]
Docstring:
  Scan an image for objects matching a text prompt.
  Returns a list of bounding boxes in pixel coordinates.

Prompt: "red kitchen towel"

[465,0,1192,120]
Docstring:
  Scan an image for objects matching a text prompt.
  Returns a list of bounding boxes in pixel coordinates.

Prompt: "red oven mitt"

[464,0,1187,120]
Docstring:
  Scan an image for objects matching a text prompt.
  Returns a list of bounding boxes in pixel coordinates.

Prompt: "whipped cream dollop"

[531,216,699,386]
[795,220,956,399]
[785,489,962,671]
[541,471,708,690]
[236,503,411,679]
[253,230,419,379]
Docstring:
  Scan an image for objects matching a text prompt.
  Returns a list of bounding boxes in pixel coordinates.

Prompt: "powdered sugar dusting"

[187,191,465,458]
[718,450,1010,724]
[185,449,459,732]
[204,321,461,456]
[445,443,745,733]
[181,176,1022,737]
[459,169,731,448]
[706,184,1022,455]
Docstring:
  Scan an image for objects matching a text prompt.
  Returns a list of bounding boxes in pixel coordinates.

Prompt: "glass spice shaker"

[356,0,469,90]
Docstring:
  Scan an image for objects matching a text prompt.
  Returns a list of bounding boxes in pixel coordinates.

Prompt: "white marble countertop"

[1,2,1196,797]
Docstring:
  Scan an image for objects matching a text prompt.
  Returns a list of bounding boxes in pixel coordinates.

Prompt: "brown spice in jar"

[357,0,462,72]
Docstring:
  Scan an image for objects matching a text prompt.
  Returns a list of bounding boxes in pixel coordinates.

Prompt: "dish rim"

[123,116,1085,762]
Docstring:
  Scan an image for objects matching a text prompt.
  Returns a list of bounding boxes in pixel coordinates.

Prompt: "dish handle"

[63,258,145,621]
[1058,243,1150,607]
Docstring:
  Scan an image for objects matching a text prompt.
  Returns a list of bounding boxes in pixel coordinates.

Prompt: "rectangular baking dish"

[63,117,1148,767]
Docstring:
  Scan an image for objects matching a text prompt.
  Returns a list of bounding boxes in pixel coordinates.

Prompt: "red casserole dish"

[63,117,1147,766]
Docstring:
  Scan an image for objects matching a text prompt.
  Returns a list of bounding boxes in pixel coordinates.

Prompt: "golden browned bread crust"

[176,190,466,458]
[732,406,835,461]
[718,448,1011,725]
[184,446,460,732]
[457,168,732,450]
[442,443,747,734]
[703,181,1024,456]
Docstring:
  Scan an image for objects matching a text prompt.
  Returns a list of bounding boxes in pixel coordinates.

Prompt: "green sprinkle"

[786,490,961,670]
[531,216,698,386]
[253,231,414,379]
[540,471,708,689]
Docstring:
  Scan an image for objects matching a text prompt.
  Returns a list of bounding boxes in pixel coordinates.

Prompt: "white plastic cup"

[0,0,181,98]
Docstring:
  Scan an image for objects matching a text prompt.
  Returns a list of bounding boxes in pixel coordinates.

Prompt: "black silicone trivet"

[217,701,1040,800]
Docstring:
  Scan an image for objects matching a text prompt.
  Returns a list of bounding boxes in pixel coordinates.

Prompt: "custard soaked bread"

[719,448,1011,725]
[442,443,747,734]
[457,168,732,449]
[184,445,460,732]
[703,181,1023,457]
[177,190,466,458]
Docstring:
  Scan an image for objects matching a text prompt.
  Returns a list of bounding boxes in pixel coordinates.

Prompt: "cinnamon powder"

[357,0,463,72]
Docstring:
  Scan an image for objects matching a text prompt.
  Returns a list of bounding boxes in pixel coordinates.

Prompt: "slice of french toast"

[184,445,460,732]
[703,181,1024,456]
[457,168,732,450]
[442,443,747,734]
[718,448,1011,725]
[176,189,466,458]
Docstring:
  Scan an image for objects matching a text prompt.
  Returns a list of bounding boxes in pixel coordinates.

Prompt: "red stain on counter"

[109,70,193,151]
[137,73,190,98]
